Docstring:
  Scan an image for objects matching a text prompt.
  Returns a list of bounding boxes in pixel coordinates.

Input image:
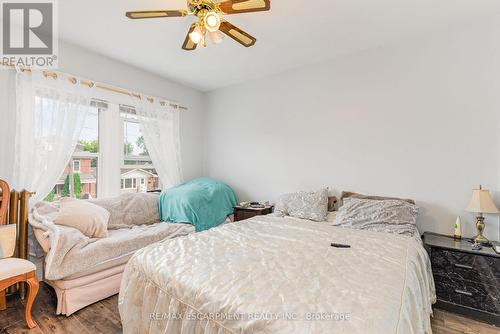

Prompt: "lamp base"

[472,233,490,245]
[472,216,491,246]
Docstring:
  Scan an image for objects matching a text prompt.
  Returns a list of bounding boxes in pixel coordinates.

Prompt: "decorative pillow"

[54,198,110,238]
[274,188,329,222]
[334,197,418,237]
[0,224,16,258]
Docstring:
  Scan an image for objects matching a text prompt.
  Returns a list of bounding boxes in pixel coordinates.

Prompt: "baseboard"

[435,300,500,327]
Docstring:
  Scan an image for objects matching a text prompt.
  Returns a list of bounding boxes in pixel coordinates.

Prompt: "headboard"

[340,191,416,205]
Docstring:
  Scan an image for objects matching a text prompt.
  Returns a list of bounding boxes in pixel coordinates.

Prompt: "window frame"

[73,160,81,173]
[120,106,160,193]
[122,177,136,190]
[121,115,153,163]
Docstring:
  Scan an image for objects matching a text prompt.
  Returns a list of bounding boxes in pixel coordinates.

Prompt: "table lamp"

[465,185,498,245]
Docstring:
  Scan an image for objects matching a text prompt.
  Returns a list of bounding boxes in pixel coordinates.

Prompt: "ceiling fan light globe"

[204,12,221,32]
[189,25,203,44]
[209,31,224,44]
[189,32,202,44]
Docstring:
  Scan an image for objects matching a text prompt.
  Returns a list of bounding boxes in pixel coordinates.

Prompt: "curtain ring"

[43,71,57,79]
[69,77,77,84]
[129,91,140,100]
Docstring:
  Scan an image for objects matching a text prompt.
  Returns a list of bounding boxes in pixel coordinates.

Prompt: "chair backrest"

[0,179,10,226]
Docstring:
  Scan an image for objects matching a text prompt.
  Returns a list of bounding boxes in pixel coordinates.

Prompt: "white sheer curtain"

[135,101,183,190]
[12,70,92,207]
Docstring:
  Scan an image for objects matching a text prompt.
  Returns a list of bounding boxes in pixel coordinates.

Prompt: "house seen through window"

[44,102,160,202]
[121,105,160,193]
[45,101,101,202]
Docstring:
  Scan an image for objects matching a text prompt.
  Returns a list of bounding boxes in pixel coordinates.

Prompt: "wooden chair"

[0,179,8,226]
[0,179,9,311]
[0,179,39,329]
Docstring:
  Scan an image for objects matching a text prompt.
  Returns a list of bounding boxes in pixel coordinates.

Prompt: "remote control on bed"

[331,243,351,248]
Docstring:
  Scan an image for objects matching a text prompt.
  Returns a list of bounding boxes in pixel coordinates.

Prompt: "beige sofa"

[30,193,197,316]
[34,228,135,315]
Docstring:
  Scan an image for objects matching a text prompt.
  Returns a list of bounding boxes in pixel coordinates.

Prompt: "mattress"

[119,215,436,334]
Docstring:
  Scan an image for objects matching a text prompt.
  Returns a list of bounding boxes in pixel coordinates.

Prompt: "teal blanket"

[158,178,238,232]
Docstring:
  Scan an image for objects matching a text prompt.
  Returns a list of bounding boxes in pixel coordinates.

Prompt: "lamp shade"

[465,188,499,214]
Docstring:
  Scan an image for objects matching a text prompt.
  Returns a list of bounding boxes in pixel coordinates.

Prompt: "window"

[42,98,173,202]
[121,106,160,193]
[121,178,137,190]
[46,101,103,202]
[73,160,81,173]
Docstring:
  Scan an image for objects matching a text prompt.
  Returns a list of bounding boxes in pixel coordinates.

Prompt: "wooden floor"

[0,283,499,334]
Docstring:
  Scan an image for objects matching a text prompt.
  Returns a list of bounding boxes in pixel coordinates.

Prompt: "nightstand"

[423,232,499,326]
[233,205,274,222]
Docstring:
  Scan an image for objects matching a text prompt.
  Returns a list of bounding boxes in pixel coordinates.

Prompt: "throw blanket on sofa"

[29,194,194,280]
[158,178,238,232]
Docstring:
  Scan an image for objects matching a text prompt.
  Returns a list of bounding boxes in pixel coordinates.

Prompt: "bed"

[118,196,436,334]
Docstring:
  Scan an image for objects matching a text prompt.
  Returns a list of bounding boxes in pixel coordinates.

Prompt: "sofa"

[30,193,197,315]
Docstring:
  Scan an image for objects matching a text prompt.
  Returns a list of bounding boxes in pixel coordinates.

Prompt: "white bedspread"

[119,215,436,334]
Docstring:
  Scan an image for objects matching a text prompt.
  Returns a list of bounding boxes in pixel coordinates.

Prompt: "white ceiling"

[59,0,500,91]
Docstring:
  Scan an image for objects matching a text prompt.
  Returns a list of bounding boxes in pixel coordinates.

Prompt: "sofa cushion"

[90,193,160,229]
[55,198,109,238]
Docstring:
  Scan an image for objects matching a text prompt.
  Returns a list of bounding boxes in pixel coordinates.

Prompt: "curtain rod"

[0,62,188,111]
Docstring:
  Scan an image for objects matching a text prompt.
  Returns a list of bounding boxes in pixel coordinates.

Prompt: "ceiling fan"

[126,0,271,51]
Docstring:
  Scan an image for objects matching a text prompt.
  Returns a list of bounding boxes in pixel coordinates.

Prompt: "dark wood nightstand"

[233,205,274,222]
[423,232,499,326]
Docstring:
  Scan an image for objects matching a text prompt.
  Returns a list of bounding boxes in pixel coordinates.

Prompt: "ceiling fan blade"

[126,10,187,19]
[182,23,198,51]
[218,0,270,14]
[219,20,256,47]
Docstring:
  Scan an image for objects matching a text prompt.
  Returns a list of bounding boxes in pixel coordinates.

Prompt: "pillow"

[334,197,418,237]
[54,198,110,238]
[274,188,329,222]
[340,191,416,205]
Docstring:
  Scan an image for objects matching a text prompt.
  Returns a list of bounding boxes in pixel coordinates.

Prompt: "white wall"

[205,20,500,241]
[0,71,15,181]
[0,41,206,184]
